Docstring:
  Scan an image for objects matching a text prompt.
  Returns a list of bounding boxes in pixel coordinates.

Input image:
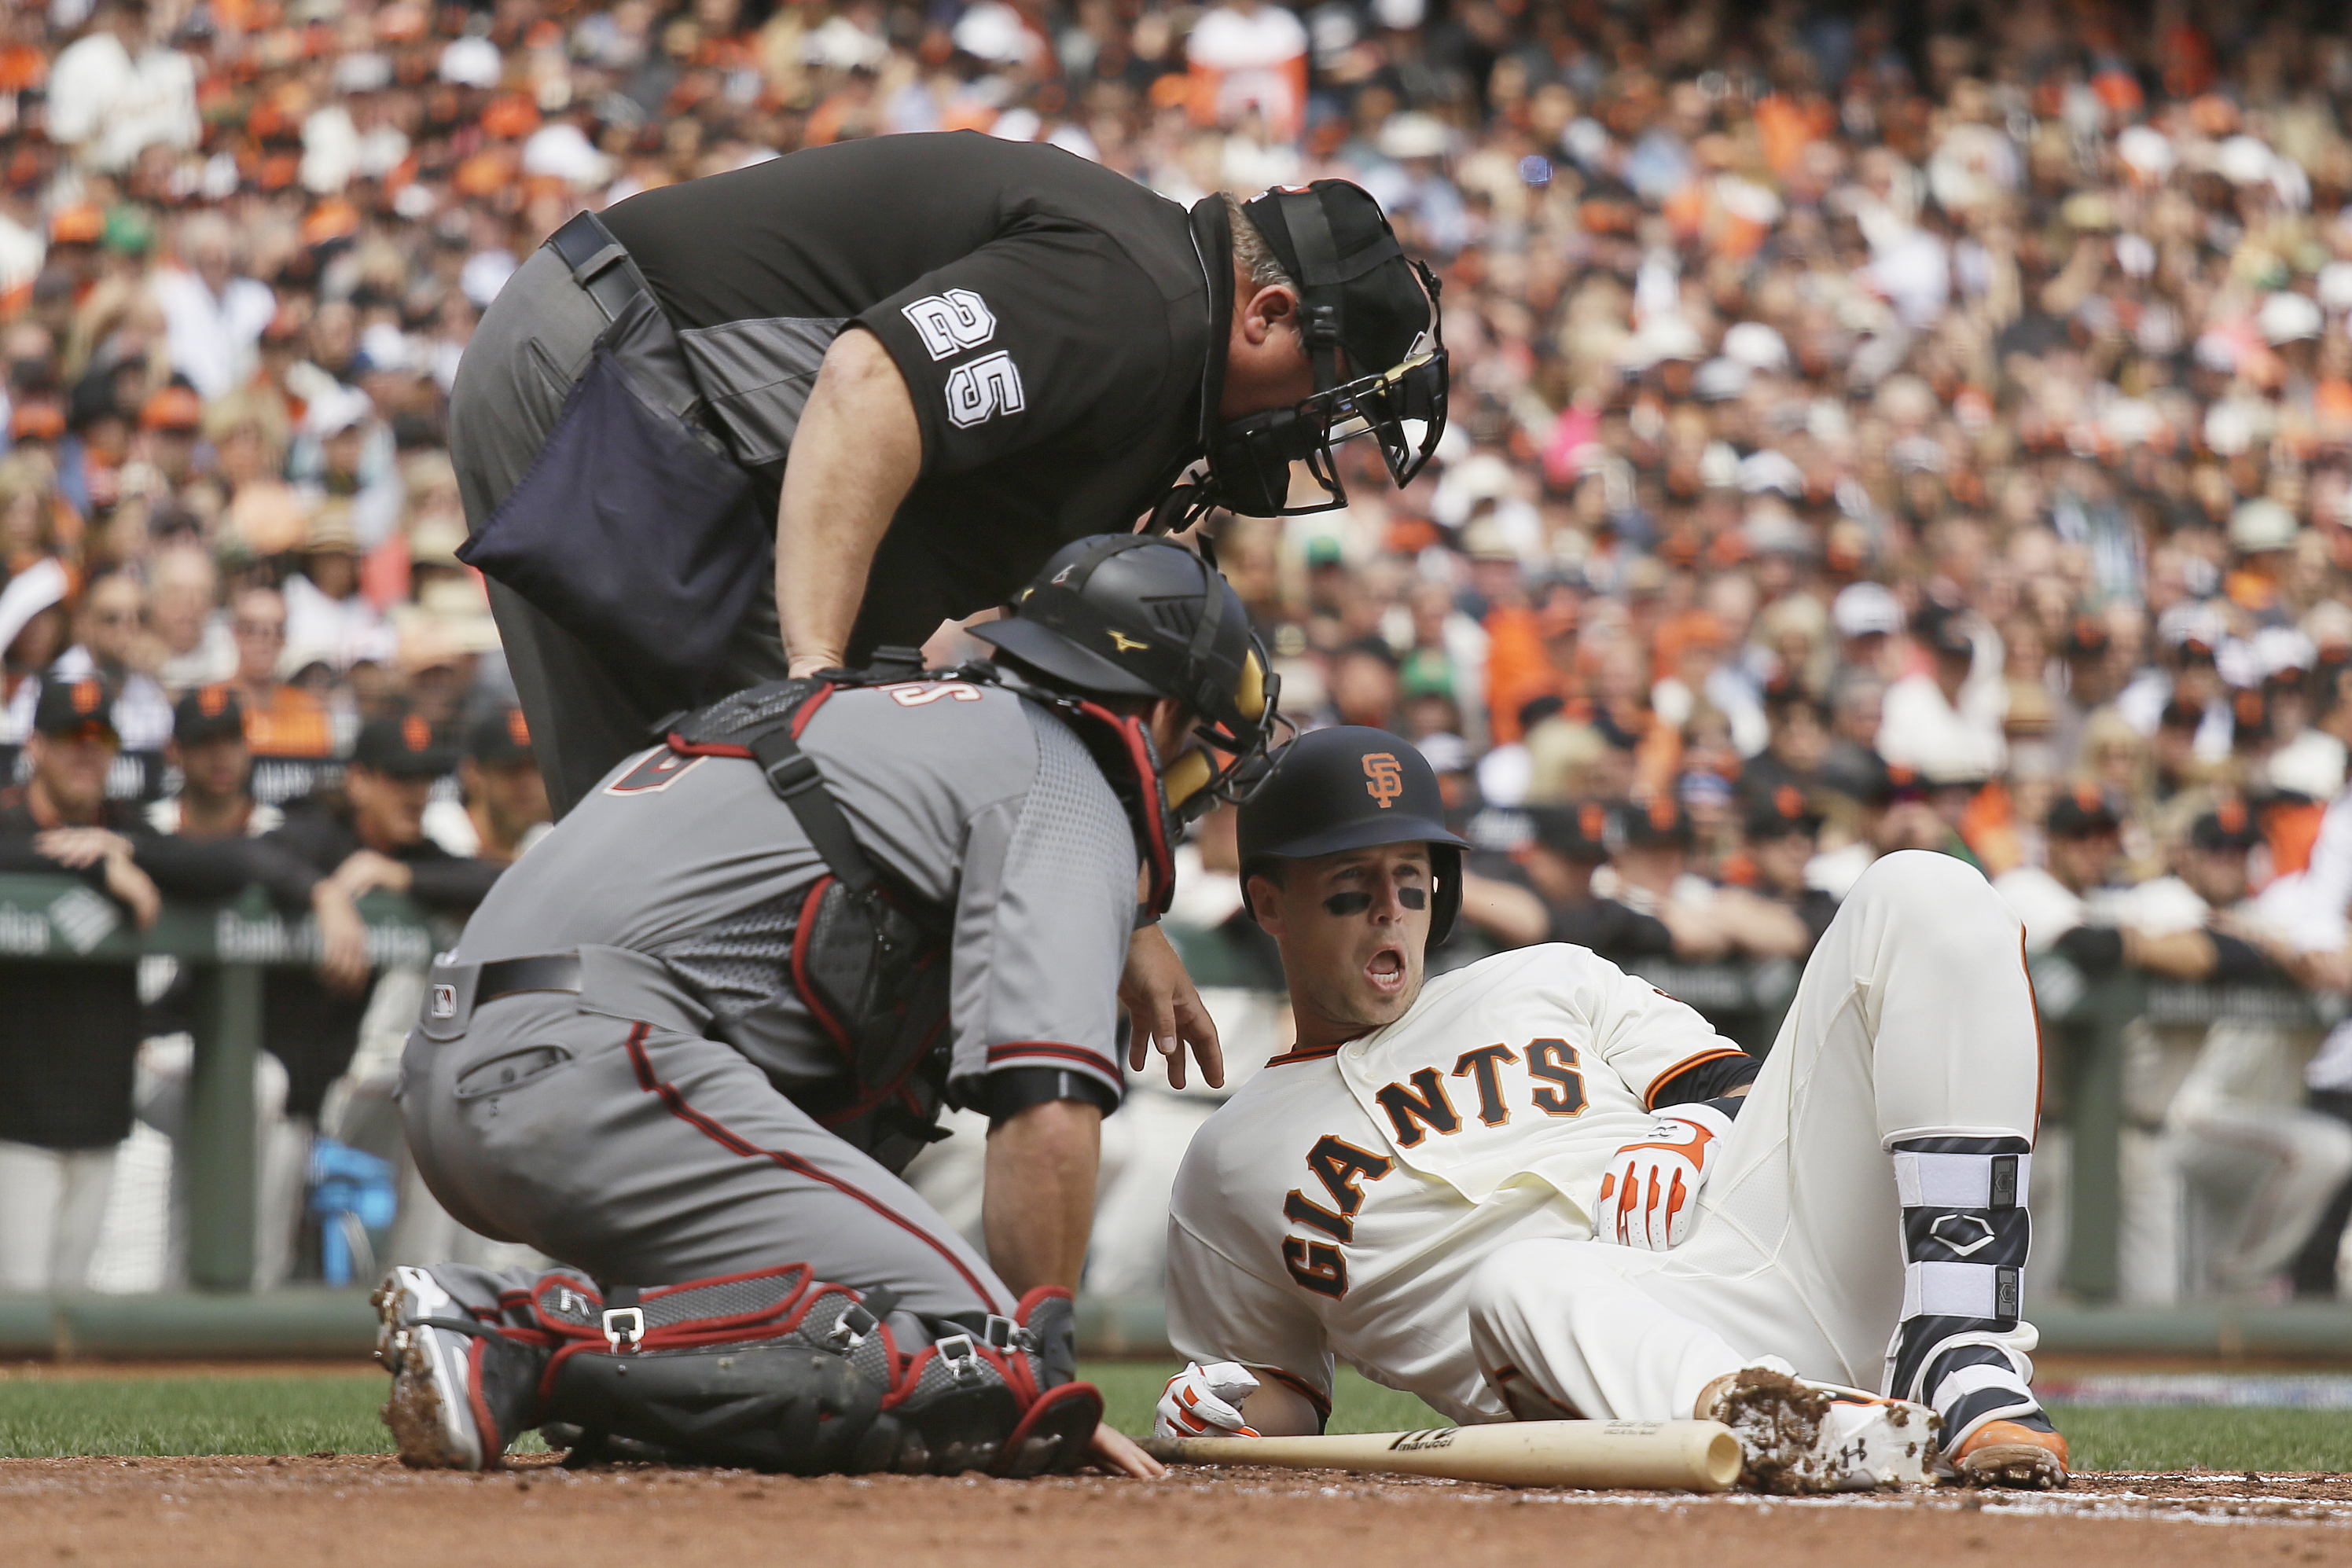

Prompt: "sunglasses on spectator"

[235,619,287,638]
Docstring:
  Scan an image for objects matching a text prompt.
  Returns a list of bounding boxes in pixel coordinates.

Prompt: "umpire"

[377,538,1276,1478]
[450,133,1445,815]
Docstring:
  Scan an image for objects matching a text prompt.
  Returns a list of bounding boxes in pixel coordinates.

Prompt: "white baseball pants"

[1467,850,2044,1420]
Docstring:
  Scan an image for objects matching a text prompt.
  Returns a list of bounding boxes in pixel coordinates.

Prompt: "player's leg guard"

[1881,1135,2067,1489]
[530,1267,1099,1475]
[375,1265,555,1470]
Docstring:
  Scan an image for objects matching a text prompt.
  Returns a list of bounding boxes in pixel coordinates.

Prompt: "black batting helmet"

[1236,726,1472,946]
[973,534,1281,817]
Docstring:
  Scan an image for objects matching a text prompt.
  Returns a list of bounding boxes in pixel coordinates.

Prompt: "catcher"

[1157,728,2068,1490]
[374,536,1273,1478]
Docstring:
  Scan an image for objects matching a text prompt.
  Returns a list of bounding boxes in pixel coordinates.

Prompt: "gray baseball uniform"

[399,678,1135,1321]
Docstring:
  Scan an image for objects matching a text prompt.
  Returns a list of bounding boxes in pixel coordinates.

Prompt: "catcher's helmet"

[1236,725,1471,946]
[972,534,1281,817]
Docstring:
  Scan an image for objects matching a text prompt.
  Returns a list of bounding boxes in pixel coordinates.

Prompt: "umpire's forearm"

[981,1098,1102,1297]
[776,326,923,676]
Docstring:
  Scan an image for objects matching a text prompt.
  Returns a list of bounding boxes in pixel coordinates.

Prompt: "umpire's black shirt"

[600,133,1221,655]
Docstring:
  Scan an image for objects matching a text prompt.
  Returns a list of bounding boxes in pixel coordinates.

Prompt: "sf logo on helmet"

[1362,752,1405,808]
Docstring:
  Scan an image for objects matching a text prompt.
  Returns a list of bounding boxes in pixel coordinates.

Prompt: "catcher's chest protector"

[664,677,956,1173]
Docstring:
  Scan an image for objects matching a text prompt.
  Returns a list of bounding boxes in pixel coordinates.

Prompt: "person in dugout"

[371,537,1277,1479]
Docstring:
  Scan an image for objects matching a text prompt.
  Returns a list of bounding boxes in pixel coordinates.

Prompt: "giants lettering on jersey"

[1281,1135,1393,1298]
[1277,1043,1593,1299]
[1371,1041,1589,1148]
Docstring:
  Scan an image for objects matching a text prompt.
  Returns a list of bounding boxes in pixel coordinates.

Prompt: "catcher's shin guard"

[531,1267,1099,1475]
[1880,1135,2064,1487]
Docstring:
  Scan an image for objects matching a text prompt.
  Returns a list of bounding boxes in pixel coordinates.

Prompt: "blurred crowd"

[2,0,2352,1302]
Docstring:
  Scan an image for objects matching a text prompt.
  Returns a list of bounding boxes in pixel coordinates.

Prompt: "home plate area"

[4,1456,2350,1567]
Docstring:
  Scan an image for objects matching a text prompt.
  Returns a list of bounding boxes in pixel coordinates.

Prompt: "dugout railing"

[0,871,447,1299]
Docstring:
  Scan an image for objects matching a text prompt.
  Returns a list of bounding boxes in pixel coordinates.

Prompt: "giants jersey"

[1165,943,1741,1424]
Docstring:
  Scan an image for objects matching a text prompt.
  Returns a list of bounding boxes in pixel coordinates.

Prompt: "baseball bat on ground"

[1140,1419,1742,1492]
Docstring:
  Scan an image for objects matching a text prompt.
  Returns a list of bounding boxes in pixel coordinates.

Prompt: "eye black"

[1398,887,1427,909]
[1321,891,1373,916]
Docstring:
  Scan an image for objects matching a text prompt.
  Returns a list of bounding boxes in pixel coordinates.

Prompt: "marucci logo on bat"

[1388,1429,1457,1452]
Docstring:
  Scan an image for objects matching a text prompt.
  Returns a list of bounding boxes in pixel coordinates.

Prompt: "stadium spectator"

[255,715,502,1130]
[422,705,551,866]
[0,677,245,1291]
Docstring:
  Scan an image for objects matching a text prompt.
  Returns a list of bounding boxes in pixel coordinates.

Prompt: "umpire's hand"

[1122,923,1223,1090]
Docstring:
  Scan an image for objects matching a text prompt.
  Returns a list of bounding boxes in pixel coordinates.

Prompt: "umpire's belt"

[546,210,652,323]
[420,946,711,1040]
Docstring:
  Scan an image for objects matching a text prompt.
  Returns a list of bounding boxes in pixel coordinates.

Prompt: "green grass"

[0,1373,546,1459]
[2042,1405,2352,1474]
[5,1366,2349,1472]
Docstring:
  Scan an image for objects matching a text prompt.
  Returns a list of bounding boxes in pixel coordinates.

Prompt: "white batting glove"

[1593,1103,1733,1250]
[1154,1361,1262,1439]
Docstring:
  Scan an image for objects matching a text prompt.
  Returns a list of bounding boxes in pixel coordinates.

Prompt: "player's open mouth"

[1365,945,1406,994]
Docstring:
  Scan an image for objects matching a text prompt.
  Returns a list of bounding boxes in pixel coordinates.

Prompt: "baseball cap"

[1912,603,1975,661]
[2188,799,2259,852]
[9,401,64,442]
[1745,785,1822,841]
[2229,498,2299,554]
[139,385,204,432]
[2046,784,2122,838]
[1611,796,1693,852]
[353,712,455,777]
[1240,181,1435,384]
[173,684,246,746]
[1832,582,1904,640]
[469,705,535,766]
[2060,613,2111,660]
[1528,801,1612,863]
[33,676,118,739]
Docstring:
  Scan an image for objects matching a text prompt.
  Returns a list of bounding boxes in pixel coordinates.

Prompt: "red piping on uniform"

[466,1335,503,1460]
[667,735,754,758]
[789,683,836,736]
[621,1022,1003,1312]
[985,1041,1115,1076]
[818,1015,947,1129]
[1264,1042,1344,1067]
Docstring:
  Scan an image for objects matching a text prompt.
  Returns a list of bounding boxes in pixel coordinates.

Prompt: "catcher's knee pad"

[528,1267,1097,1475]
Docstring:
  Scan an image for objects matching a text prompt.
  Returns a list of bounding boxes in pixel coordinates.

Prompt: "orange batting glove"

[1154,1361,1261,1439]
[1593,1103,1733,1250]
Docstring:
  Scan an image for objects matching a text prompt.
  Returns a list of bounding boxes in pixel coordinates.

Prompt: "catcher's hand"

[1154,1361,1260,1439]
[1593,1103,1733,1250]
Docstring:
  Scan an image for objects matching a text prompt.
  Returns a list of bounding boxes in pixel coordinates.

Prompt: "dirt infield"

[4,1454,2349,1566]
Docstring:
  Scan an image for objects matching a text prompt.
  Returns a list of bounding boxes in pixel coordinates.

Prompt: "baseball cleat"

[375,1266,540,1470]
[1946,1419,2069,1490]
[1700,1367,1938,1493]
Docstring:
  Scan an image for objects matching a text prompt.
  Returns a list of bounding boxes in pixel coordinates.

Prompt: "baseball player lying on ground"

[1156,727,2068,1491]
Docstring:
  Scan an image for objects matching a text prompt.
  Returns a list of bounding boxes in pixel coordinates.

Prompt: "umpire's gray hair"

[1223,192,1298,296]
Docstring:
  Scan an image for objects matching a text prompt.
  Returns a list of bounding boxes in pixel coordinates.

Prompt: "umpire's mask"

[1204,182,1449,519]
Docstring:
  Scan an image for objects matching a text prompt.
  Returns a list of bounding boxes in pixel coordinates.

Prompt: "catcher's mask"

[1203,182,1449,519]
[972,534,1284,912]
